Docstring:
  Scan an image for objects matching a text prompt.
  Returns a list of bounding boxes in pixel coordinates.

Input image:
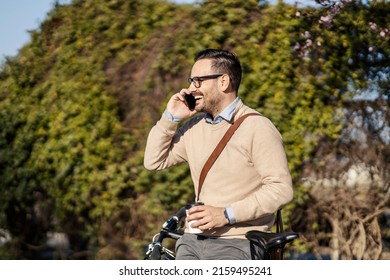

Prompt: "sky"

[0,1,65,61]
[0,0,195,61]
[0,0,313,63]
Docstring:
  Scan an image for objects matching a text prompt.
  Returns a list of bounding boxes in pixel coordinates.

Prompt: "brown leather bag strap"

[196,113,260,201]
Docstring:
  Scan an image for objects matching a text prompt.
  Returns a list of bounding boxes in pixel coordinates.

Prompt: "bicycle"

[144,205,299,260]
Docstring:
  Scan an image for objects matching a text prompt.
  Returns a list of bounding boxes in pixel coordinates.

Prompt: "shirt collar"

[205,97,240,125]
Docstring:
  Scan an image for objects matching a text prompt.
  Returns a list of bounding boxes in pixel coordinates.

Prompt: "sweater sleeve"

[143,114,187,170]
[231,117,293,223]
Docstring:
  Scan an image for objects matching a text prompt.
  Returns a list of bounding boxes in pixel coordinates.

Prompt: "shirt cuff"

[163,109,182,123]
[225,205,236,225]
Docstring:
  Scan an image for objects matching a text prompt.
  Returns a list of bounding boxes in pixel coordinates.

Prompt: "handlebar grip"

[174,206,187,220]
[149,243,162,260]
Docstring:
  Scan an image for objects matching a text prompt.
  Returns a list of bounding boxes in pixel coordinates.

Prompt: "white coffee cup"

[185,202,204,234]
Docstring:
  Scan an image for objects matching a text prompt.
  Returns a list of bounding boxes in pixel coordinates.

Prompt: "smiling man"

[143,49,293,260]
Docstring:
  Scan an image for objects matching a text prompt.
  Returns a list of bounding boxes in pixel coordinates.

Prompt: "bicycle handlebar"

[149,243,162,260]
[174,206,187,221]
[162,206,186,230]
[145,206,186,260]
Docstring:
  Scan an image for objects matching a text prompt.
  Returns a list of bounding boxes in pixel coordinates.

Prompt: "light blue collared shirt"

[204,97,240,125]
[164,109,182,122]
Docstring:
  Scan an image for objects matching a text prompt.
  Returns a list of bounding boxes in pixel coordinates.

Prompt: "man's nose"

[188,83,197,92]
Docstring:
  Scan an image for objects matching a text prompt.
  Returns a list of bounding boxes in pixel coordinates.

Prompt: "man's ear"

[219,74,231,92]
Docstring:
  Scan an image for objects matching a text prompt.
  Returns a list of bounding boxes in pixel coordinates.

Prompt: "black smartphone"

[185,94,196,110]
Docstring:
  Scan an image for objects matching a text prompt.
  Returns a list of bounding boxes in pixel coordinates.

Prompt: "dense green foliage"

[0,0,388,259]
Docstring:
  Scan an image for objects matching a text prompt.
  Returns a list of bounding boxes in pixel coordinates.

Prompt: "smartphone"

[185,94,196,110]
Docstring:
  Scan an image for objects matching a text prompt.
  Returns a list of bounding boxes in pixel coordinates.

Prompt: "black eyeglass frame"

[188,74,224,88]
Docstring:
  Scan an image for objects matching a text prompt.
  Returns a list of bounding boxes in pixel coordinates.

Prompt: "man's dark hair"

[195,49,242,94]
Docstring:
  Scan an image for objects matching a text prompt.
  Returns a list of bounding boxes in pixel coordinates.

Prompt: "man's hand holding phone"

[166,90,197,120]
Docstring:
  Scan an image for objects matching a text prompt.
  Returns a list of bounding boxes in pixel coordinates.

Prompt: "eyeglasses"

[188,74,224,88]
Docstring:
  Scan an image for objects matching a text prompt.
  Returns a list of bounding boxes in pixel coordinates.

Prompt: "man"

[144,49,293,259]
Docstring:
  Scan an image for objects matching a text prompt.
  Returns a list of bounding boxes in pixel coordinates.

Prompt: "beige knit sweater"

[144,100,293,239]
